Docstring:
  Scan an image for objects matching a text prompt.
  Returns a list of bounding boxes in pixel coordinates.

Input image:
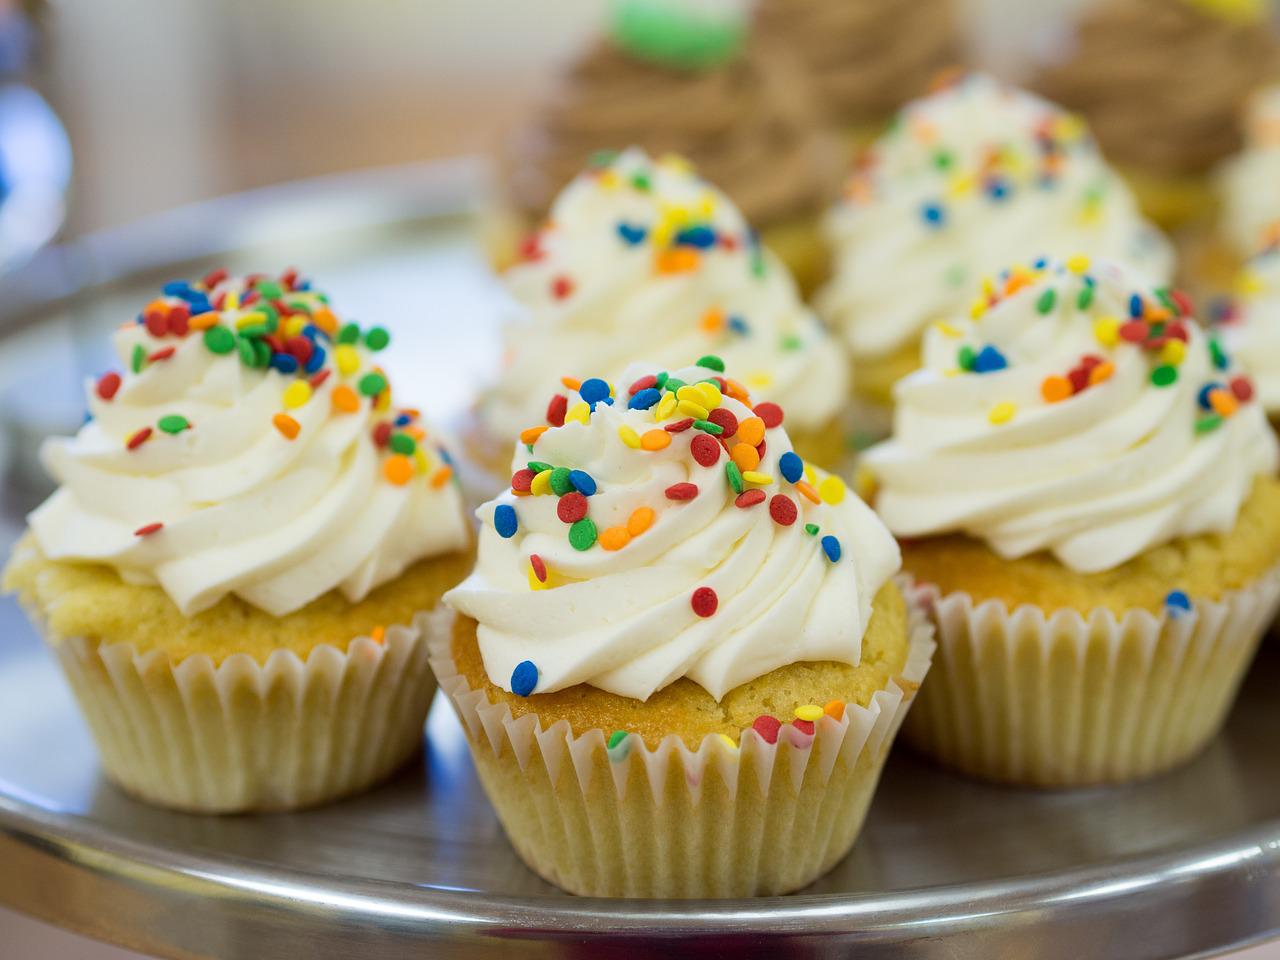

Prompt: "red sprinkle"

[530,554,547,583]
[1119,320,1149,343]
[285,335,314,363]
[666,482,699,501]
[96,372,122,401]
[144,308,168,338]
[557,492,588,524]
[1231,375,1255,402]
[755,439,767,460]
[126,427,153,450]
[518,233,543,262]
[263,334,285,354]
[546,394,568,428]
[1079,354,1103,371]
[735,489,766,509]
[1165,321,1189,343]
[751,714,781,744]
[203,268,228,289]
[280,267,299,290]
[372,422,393,447]
[690,433,721,467]
[511,468,536,493]
[754,402,784,428]
[133,522,164,537]
[691,586,718,618]
[167,304,190,336]
[1067,367,1090,393]
[628,374,657,395]
[308,368,332,388]
[792,718,815,736]
[147,346,176,363]
[707,407,738,438]
[769,494,797,526]
[551,275,574,300]
[1171,289,1195,317]
[664,417,694,433]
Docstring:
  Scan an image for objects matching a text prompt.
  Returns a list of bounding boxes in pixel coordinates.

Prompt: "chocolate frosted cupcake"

[490,0,840,293]
[439,358,933,897]
[1035,0,1280,230]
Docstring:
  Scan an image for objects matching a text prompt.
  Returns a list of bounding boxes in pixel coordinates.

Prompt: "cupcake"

[817,74,1173,418]
[863,255,1280,787]
[1034,0,1279,231]
[754,0,962,150]
[488,0,841,294]
[470,147,851,476]
[438,358,933,897]
[2,269,473,812]
[1214,234,1280,422]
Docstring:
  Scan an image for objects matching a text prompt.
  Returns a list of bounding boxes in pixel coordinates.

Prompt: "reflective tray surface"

[1,163,1279,960]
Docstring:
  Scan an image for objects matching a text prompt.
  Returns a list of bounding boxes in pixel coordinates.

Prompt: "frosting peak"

[1218,85,1280,256]
[866,256,1277,572]
[29,270,469,617]
[449,360,898,702]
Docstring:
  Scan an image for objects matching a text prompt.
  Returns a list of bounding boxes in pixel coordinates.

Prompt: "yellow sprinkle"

[335,344,360,376]
[1159,339,1186,366]
[282,381,312,409]
[1093,316,1120,347]
[804,463,817,485]
[414,449,430,473]
[947,173,975,198]
[618,425,641,448]
[741,471,773,485]
[655,392,677,420]
[283,315,307,338]
[676,398,709,420]
[988,402,1016,425]
[659,152,693,173]
[1066,253,1091,274]
[375,389,391,412]
[694,382,722,409]
[527,566,549,591]
[530,469,553,496]
[597,170,619,189]
[818,475,847,505]
[935,321,963,337]
[224,289,240,311]
[746,371,773,388]
[795,704,824,722]
[969,297,987,319]
[234,311,267,330]
[564,401,591,425]
[675,385,703,402]
[716,733,738,751]
[1238,269,1265,296]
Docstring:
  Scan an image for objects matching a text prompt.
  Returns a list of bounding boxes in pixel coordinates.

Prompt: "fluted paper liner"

[51,613,439,813]
[903,565,1280,788]
[427,598,935,898]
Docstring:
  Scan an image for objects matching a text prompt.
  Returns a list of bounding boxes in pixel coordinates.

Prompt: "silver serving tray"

[1,162,1279,960]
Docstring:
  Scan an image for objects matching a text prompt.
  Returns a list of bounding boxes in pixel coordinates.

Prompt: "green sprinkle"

[253,338,272,368]
[337,322,361,344]
[1151,365,1178,387]
[696,354,725,372]
[664,378,686,394]
[255,280,284,300]
[1210,339,1229,370]
[237,322,269,339]
[236,336,258,367]
[607,730,627,749]
[364,326,391,351]
[1036,288,1057,315]
[780,334,802,351]
[258,302,280,327]
[527,461,553,474]
[692,419,723,435]
[203,325,235,354]
[1156,288,1177,313]
[131,343,146,374]
[726,461,744,494]
[804,523,820,536]
[957,345,976,371]
[654,371,669,390]
[569,518,598,551]
[549,467,574,496]
[157,414,189,434]
[587,149,617,169]
[358,371,388,396]
[631,171,651,192]
[389,433,416,455]
[932,148,954,171]
[1196,414,1224,434]
[1077,283,1095,310]
[751,250,766,278]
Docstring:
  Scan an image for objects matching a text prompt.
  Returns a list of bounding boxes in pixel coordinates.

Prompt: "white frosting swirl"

[28,274,469,617]
[818,74,1173,362]
[480,147,847,443]
[1224,245,1280,413]
[448,362,898,702]
[865,256,1277,572]
[1218,85,1280,256]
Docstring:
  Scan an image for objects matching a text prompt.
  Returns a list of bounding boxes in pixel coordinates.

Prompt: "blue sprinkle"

[579,378,611,404]
[1128,294,1144,319]
[186,295,212,315]
[301,323,322,341]
[568,469,597,496]
[494,504,518,539]
[616,222,647,246]
[921,202,945,229]
[440,448,455,466]
[394,413,412,426]
[674,225,717,249]
[1165,590,1192,616]
[1197,382,1224,411]
[135,314,145,325]
[1032,256,1048,270]
[779,451,804,484]
[296,280,312,291]
[984,177,1010,201]
[972,345,1008,374]
[510,660,538,697]
[728,315,749,335]
[629,387,661,410]
[304,346,326,374]
[821,535,842,563]
[162,280,193,297]
[270,353,299,374]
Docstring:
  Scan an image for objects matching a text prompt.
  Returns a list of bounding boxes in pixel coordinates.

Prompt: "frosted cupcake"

[864,255,1280,787]
[818,74,1173,416]
[439,358,933,897]
[472,148,851,475]
[3,269,472,812]
[490,0,841,293]
[1215,236,1280,422]
[1034,0,1279,230]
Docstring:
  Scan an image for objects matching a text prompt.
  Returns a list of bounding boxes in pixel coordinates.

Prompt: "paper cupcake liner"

[902,564,1280,788]
[427,596,935,898]
[51,613,440,813]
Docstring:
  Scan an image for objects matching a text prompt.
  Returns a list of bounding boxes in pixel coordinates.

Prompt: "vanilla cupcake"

[471,148,851,475]
[818,74,1173,419]
[1215,237,1280,422]
[864,255,1280,787]
[2,269,472,812]
[438,358,933,897]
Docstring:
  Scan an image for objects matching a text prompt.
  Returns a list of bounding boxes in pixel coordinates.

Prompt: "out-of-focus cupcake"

[487,0,841,294]
[469,147,852,476]
[1213,233,1280,423]
[754,0,963,151]
[438,358,933,897]
[817,74,1173,419]
[864,254,1280,787]
[2,270,473,812]
[1034,0,1279,231]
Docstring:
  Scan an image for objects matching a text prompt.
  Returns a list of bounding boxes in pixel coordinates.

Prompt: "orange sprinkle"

[430,465,453,489]
[331,385,359,413]
[1210,389,1239,416]
[736,416,766,446]
[655,247,700,275]
[627,506,655,537]
[405,425,427,441]
[700,308,726,333]
[824,700,845,721]
[1040,375,1072,403]
[795,480,821,505]
[640,429,672,451]
[312,306,339,335]
[561,376,582,391]
[731,442,761,472]
[599,526,631,551]
[520,425,549,445]
[1004,271,1033,297]
[384,454,414,485]
[272,413,300,440]
[1088,361,1115,386]
[723,378,751,404]
[1145,304,1172,323]
[188,311,220,331]
[370,625,386,644]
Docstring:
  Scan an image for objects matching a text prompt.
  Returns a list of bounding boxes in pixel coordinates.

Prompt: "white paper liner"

[903,562,1280,788]
[51,612,441,813]
[427,592,935,898]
